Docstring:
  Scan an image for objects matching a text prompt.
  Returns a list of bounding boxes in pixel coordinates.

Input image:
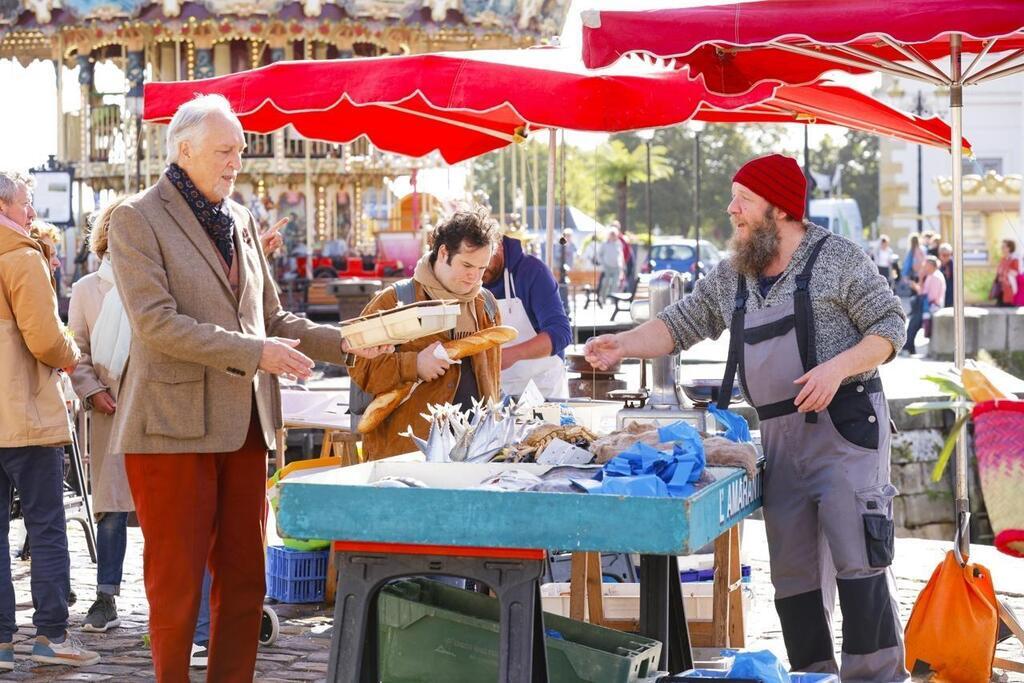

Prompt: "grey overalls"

[717,236,908,682]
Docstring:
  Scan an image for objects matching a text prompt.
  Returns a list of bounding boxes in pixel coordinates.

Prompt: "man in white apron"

[584,155,909,683]
[483,233,571,399]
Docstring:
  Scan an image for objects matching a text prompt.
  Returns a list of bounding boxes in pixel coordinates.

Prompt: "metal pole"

[916,91,924,233]
[949,34,970,562]
[498,148,506,230]
[645,140,652,265]
[545,131,557,272]
[803,125,812,219]
[694,131,701,276]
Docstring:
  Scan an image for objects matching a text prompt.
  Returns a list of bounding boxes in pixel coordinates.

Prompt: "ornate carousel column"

[126,36,146,191]
[76,50,93,184]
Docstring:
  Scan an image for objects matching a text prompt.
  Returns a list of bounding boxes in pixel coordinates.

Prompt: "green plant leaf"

[905,400,973,415]
[921,374,970,399]
[930,413,970,482]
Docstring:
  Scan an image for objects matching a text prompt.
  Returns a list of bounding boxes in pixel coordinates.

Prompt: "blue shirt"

[484,236,572,359]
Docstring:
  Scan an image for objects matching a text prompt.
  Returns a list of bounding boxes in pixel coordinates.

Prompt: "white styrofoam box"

[341,301,460,349]
[539,581,753,623]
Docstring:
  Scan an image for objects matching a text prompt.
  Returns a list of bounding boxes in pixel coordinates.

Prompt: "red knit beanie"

[732,154,807,221]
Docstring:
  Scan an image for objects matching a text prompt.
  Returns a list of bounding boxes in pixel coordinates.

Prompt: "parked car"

[646,238,724,286]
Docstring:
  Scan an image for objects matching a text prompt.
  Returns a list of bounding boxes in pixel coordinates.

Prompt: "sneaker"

[0,643,13,671]
[81,593,120,633]
[31,632,100,666]
[190,642,208,668]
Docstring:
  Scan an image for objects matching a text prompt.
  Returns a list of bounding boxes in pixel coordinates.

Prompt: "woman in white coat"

[67,198,133,633]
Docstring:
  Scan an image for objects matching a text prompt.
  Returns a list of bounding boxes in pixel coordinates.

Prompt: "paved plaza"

[0,518,1020,680]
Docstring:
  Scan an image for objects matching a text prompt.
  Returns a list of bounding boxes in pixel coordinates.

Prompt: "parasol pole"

[949,33,970,563]
[546,129,557,271]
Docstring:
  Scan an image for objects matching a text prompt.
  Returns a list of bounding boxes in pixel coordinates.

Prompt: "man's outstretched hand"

[259,337,314,380]
[583,334,625,372]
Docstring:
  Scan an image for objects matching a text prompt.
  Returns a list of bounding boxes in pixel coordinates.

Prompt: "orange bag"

[904,550,999,682]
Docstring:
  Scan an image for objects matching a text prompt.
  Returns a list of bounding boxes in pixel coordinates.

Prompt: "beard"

[729,208,781,277]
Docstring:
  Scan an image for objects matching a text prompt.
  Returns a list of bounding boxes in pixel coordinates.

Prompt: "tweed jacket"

[108,174,345,454]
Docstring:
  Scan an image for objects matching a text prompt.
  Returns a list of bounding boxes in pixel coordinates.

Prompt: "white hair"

[165,94,239,164]
[0,170,33,204]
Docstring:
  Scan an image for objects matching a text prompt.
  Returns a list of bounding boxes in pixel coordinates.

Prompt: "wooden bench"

[608,277,642,321]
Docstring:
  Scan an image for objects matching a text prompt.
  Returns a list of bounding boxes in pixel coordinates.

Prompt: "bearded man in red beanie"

[585,154,908,682]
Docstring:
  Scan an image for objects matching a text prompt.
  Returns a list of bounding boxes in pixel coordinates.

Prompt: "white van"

[808,198,865,247]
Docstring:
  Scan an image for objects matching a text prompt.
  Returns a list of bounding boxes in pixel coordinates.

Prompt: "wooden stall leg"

[320,428,335,459]
[585,552,605,626]
[569,553,587,621]
[727,525,745,648]
[274,427,287,472]
[712,531,731,648]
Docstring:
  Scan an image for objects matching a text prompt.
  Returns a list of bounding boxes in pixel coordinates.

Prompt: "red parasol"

[143,48,968,164]
[143,49,776,164]
[581,0,1024,93]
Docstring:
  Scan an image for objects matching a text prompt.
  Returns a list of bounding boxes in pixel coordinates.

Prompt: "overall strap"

[717,274,749,410]
[793,235,830,423]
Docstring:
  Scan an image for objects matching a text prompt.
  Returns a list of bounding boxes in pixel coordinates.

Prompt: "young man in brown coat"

[351,209,504,459]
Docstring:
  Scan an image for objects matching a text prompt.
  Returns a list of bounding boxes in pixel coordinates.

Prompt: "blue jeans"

[904,294,927,354]
[0,446,70,642]
[96,512,128,596]
[194,569,212,646]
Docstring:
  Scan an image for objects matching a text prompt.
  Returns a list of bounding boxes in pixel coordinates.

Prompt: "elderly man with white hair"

[108,94,389,681]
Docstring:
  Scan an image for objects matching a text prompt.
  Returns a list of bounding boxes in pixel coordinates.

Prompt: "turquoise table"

[276,457,763,681]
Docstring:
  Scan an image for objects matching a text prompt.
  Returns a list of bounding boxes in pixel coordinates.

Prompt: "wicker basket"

[972,400,1024,558]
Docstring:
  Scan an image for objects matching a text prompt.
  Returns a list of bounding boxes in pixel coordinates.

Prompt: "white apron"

[497,269,569,399]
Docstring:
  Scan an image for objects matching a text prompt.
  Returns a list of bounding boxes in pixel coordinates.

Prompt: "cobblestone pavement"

[1,519,1021,681]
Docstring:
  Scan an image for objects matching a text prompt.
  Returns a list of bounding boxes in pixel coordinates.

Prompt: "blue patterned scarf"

[166,163,235,267]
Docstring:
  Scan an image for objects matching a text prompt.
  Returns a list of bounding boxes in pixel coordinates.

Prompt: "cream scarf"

[413,254,480,337]
[91,257,132,382]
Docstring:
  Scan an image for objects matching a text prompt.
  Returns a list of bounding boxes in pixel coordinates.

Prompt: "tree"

[594,139,672,231]
[807,129,880,231]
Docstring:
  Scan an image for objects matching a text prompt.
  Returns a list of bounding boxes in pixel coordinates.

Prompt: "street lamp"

[635,128,656,272]
[690,121,705,280]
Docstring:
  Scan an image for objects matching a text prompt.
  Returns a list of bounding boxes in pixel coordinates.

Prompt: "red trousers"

[126,417,267,683]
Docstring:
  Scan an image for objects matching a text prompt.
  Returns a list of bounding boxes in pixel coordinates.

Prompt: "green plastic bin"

[377,579,662,683]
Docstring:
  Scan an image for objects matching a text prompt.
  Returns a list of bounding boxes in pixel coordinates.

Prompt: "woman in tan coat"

[67,199,132,633]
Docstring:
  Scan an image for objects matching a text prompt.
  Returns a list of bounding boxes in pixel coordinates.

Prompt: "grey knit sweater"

[657,223,907,386]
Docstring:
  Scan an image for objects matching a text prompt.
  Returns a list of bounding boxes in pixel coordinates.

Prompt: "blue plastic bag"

[707,404,752,443]
[723,649,791,683]
[591,421,705,498]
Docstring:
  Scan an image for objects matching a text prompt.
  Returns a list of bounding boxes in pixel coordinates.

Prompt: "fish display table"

[276,456,763,682]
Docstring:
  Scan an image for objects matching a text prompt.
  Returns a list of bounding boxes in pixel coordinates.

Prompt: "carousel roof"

[0,0,568,34]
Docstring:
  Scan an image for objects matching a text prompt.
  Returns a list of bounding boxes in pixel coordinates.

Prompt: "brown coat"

[0,226,80,447]
[67,272,134,512]
[108,175,345,454]
[349,280,502,459]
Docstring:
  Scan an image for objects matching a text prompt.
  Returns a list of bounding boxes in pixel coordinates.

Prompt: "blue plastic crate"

[266,546,328,603]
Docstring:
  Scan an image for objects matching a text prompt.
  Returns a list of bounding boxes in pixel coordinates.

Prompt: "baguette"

[356,325,517,434]
[442,325,518,360]
[358,383,414,433]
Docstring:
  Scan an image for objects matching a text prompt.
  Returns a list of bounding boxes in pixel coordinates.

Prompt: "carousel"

[0,0,569,254]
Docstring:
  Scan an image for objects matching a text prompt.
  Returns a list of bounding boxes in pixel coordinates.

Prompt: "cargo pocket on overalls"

[827,390,880,451]
[857,484,897,567]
